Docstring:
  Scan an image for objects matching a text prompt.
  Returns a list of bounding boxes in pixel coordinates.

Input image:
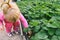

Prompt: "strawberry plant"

[17,0,60,40]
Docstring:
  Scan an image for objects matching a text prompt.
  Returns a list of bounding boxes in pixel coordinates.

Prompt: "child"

[0,0,28,37]
[5,8,28,36]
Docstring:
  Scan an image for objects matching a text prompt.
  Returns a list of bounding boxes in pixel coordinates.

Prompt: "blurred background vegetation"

[17,0,60,40]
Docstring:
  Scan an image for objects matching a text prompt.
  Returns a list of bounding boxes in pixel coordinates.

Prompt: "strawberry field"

[17,0,60,40]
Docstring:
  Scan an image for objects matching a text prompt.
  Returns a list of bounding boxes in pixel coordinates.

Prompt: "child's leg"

[5,22,13,36]
[5,22,13,33]
[13,20,20,32]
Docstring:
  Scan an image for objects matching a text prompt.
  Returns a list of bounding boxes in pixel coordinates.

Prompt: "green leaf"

[42,26,48,30]
[45,38,50,40]
[48,28,56,35]
[33,26,40,33]
[40,19,48,24]
[49,16,60,28]
[57,36,60,40]
[30,36,40,40]
[34,30,48,39]
[46,23,57,28]
[29,20,40,27]
[55,29,60,36]
[51,35,58,40]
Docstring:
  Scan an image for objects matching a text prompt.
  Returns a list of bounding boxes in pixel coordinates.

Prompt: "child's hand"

[0,25,4,31]
[25,26,28,28]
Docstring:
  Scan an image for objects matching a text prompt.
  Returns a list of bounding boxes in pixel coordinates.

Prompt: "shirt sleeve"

[19,13,28,28]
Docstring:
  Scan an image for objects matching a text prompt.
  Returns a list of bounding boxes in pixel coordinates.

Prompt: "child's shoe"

[7,32,13,37]
[12,31,21,35]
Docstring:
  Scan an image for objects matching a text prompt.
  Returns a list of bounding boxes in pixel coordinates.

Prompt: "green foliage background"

[17,0,60,40]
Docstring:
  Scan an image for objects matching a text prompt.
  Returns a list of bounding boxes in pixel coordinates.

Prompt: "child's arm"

[0,9,4,30]
[19,13,28,28]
